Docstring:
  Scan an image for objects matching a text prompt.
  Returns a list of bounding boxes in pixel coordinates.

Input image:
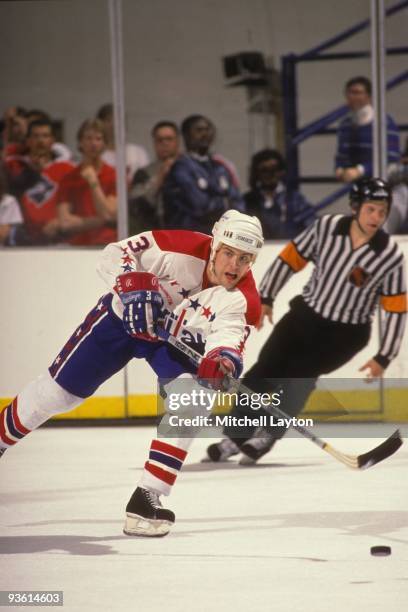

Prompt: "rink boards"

[1,239,407,421]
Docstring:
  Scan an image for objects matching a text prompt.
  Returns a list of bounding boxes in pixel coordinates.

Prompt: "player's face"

[345,84,371,111]
[154,127,180,161]
[80,129,105,159]
[357,201,388,237]
[211,244,253,289]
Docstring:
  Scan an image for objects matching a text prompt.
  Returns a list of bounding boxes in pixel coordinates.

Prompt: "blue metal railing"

[281,0,408,216]
[293,69,408,149]
[298,0,408,59]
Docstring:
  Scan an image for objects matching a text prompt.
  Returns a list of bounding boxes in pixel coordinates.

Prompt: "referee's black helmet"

[349,178,392,214]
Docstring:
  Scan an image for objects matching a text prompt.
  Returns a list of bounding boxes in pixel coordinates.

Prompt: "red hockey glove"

[197,347,243,391]
[116,272,163,342]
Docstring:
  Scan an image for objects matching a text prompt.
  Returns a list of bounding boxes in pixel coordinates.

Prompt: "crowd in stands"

[1,76,407,246]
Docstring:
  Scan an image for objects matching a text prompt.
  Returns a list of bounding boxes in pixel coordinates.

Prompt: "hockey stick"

[157,326,403,470]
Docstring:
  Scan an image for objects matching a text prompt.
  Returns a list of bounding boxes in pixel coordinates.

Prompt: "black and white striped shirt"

[259,214,407,366]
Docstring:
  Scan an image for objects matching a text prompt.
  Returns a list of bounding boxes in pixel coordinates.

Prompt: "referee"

[206,177,407,464]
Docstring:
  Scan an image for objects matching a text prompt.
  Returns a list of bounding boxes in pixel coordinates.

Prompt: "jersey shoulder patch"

[152,230,211,260]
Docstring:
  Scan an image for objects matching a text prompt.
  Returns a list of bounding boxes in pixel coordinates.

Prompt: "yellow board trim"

[1,388,407,421]
[303,388,407,422]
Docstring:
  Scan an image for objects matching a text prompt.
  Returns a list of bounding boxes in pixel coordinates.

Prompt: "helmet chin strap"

[209,240,217,276]
[208,242,219,283]
[356,212,368,235]
[209,258,216,277]
[352,206,369,236]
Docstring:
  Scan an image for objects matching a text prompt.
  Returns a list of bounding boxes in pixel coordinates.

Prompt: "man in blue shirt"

[335,76,400,183]
[163,114,244,234]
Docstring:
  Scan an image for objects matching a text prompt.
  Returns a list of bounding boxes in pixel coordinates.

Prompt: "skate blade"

[201,453,239,463]
[200,456,238,463]
[239,454,257,466]
[123,513,173,537]
[200,455,214,463]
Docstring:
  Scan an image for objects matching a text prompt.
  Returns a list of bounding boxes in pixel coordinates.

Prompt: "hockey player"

[0,210,263,536]
[206,177,407,464]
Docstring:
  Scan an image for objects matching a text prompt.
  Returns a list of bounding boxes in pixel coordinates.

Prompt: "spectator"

[244,148,315,239]
[2,107,72,161]
[96,103,149,183]
[0,163,24,246]
[5,118,74,244]
[57,119,117,246]
[1,107,28,156]
[385,136,408,234]
[26,110,72,161]
[163,114,245,234]
[335,76,400,183]
[128,120,181,234]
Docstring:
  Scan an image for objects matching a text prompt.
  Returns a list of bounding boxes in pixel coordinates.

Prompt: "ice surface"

[1,425,407,612]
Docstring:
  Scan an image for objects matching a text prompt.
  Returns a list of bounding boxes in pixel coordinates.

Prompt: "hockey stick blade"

[356,429,403,469]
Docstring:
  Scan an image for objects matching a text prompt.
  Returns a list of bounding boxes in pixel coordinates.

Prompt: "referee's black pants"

[224,296,371,442]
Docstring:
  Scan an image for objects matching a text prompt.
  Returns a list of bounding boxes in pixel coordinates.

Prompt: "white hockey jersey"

[97,229,261,356]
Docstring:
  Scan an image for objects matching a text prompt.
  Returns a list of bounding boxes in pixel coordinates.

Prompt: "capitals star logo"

[188,298,201,311]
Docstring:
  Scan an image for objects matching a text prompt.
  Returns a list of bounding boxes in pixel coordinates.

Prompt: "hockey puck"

[370,545,391,556]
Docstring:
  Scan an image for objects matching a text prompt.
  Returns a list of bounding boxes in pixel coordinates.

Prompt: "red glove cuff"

[197,347,243,387]
[205,347,243,378]
[116,272,159,294]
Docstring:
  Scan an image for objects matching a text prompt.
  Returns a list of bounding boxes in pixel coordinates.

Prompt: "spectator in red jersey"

[2,107,72,162]
[25,110,72,161]
[5,118,74,244]
[57,119,117,246]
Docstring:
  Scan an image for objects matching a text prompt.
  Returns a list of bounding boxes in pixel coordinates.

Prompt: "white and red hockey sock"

[139,439,192,496]
[0,398,31,448]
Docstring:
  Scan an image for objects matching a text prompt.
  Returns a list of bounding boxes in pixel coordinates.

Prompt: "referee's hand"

[256,305,273,329]
[359,359,384,382]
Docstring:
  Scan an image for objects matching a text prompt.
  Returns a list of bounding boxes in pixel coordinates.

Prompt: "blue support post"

[281,53,299,215]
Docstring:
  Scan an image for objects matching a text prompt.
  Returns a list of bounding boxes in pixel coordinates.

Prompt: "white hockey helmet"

[211,210,264,262]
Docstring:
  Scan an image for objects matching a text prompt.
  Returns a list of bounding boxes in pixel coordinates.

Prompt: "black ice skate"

[123,487,175,537]
[204,438,241,462]
[239,428,276,465]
